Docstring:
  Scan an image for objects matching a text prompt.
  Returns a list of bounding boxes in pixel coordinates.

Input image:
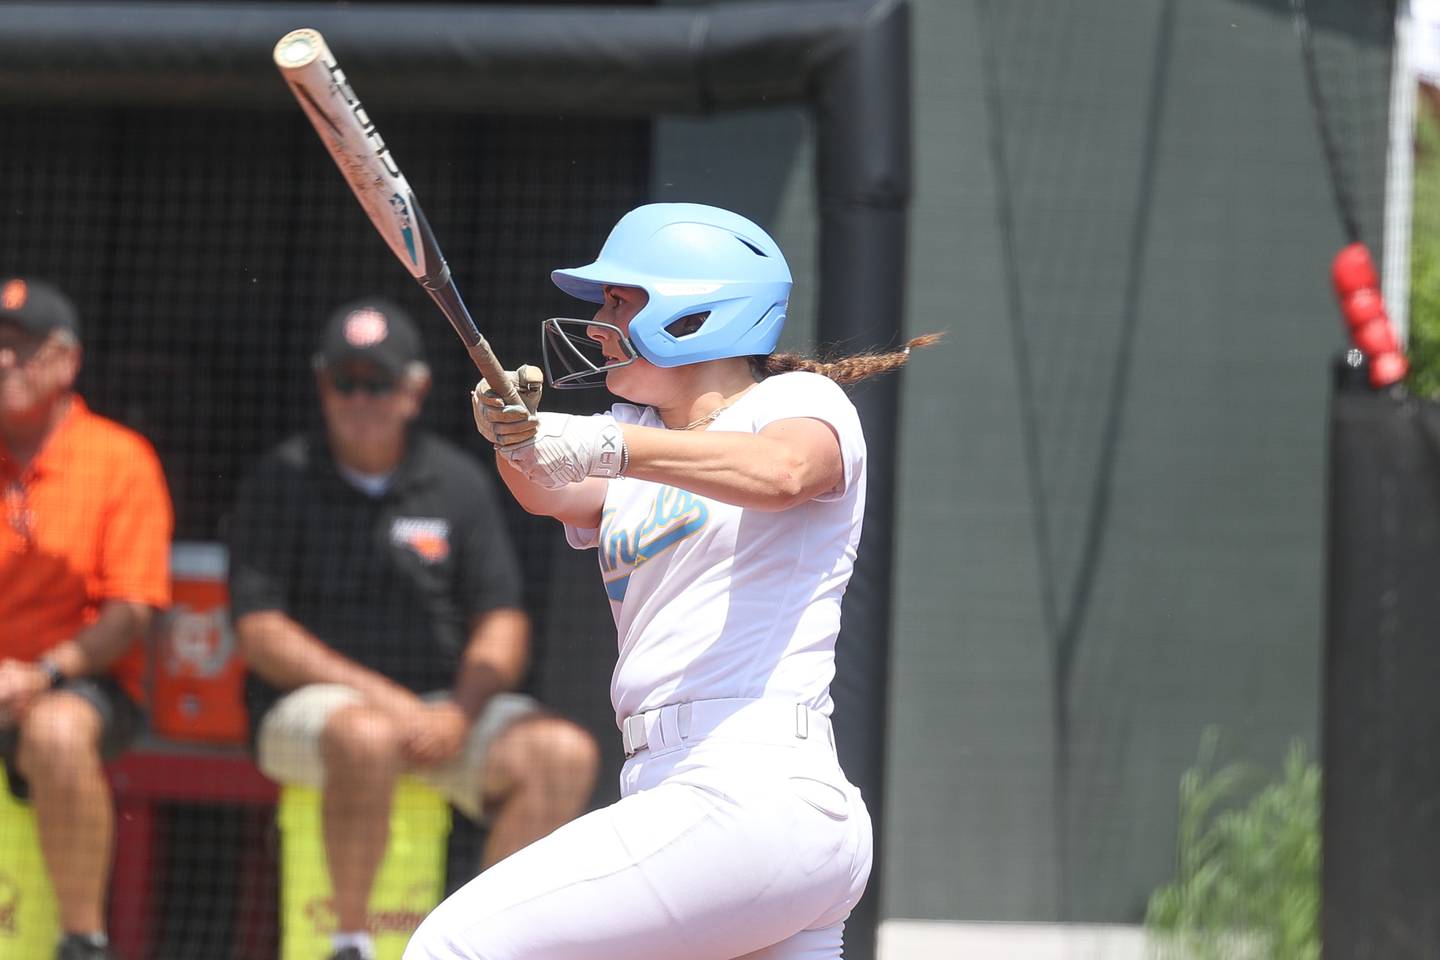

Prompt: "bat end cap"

[275,28,325,68]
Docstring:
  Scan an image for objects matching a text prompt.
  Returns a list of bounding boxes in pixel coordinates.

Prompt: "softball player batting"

[405,203,933,960]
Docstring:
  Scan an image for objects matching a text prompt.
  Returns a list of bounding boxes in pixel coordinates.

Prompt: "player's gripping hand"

[472,364,544,448]
[500,412,627,488]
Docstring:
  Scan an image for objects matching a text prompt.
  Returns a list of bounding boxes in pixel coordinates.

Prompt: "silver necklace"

[678,405,731,431]
[673,383,757,431]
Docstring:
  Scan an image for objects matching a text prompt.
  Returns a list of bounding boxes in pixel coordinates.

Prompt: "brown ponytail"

[749,332,943,387]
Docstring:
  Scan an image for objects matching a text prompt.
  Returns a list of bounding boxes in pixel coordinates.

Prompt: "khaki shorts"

[256,683,538,822]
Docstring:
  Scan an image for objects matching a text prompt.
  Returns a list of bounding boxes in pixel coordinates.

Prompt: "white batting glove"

[472,365,544,448]
[500,412,627,489]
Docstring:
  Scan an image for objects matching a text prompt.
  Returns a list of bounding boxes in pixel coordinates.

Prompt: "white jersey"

[564,371,867,727]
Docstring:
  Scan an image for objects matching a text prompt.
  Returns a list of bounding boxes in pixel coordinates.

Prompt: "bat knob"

[275,29,323,68]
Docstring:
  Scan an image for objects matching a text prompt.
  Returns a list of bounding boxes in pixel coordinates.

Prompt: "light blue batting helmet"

[550,203,792,368]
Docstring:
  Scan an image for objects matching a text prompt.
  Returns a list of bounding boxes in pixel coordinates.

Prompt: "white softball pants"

[403,699,873,960]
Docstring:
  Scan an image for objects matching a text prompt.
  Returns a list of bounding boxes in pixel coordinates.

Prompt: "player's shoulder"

[760,369,844,391]
[756,370,853,407]
[749,371,864,452]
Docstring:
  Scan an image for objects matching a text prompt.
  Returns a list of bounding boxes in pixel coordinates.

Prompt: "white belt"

[620,698,834,758]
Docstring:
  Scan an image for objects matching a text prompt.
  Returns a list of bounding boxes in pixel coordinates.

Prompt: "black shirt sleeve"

[227,445,300,621]
[449,453,524,619]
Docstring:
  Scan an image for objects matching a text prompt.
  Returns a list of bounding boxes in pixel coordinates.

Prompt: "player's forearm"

[45,600,152,677]
[619,426,820,511]
[496,450,605,526]
[452,608,530,718]
[235,610,417,711]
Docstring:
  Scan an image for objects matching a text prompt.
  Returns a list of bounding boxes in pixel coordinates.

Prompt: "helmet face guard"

[543,203,792,387]
[541,318,637,390]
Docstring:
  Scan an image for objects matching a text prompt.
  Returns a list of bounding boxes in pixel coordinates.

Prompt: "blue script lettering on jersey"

[600,486,709,601]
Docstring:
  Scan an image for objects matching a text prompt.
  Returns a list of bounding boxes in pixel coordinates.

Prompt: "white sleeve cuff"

[564,523,599,550]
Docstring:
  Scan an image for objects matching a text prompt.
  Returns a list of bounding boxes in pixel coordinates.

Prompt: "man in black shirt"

[228,299,598,960]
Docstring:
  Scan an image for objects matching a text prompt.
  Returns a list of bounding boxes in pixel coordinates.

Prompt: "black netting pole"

[815,3,912,958]
[1323,384,1440,958]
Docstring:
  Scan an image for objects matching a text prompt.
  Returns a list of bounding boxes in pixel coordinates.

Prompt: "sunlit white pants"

[404,699,873,960]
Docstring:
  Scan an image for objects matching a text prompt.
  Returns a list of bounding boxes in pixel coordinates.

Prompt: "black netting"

[1284,0,1397,248]
[967,0,1394,926]
[0,106,646,544]
[0,102,647,958]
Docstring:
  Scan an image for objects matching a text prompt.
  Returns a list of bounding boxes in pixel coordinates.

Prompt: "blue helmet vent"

[665,311,710,338]
[737,237,768,257]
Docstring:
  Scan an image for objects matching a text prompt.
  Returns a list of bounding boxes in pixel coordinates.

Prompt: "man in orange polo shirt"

[0,277,172,960]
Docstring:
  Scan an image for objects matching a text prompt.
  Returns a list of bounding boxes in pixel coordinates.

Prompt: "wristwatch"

[37,658,66,690]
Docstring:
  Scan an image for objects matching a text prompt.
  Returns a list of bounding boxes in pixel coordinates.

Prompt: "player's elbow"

[755,449,844,511]
[772,471,807,505]
[757,458,811,511]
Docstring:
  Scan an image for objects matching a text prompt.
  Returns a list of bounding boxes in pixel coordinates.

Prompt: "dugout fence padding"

[0,4,910,958]
[1324,382,1440,959]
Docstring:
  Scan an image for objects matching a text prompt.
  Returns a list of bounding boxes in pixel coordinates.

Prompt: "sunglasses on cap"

[328,372,398,396]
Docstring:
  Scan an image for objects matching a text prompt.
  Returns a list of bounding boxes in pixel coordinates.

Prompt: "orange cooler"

[150,542,248,743]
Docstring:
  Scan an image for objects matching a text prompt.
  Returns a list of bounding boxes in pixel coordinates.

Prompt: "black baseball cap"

[0,277,80,339]
[314,298,424,377]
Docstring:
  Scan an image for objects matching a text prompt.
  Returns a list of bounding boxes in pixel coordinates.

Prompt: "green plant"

[1144,729,1321,960]
[1408,99,1440,398]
